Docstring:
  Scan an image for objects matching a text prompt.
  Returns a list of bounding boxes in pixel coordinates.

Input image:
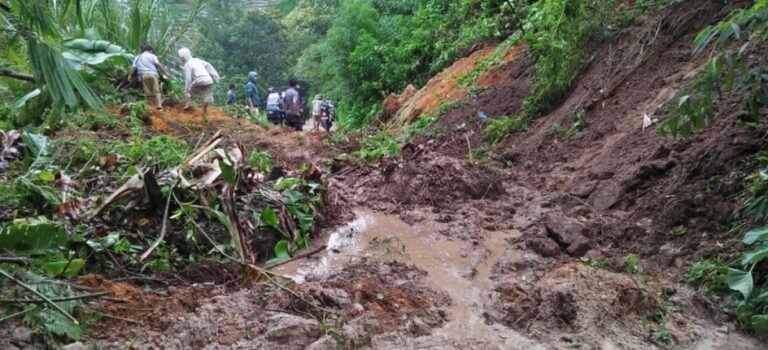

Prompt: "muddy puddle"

[274,209,539,346]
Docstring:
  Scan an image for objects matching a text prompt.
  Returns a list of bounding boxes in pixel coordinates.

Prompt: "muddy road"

[18,1,764,348]
[74,105,762,348]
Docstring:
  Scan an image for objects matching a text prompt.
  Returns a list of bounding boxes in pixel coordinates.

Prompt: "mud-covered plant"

[400,114,436,141]
[357,132,400,162]
[248,149,272,172]
[723,226,768,337]
[437,100,462,116]
[664,1,768,137]
[569,111,586,134]
[552,123,567,140]
[483,115,529,144]
[623,254,644,274]
[743,169,768,221]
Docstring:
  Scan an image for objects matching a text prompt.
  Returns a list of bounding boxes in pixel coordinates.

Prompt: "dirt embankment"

[362,0,762,270]
[325,0,766,348]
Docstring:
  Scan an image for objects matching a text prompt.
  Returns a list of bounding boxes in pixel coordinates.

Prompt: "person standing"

[128,44,172,111]
[178,48,219,117]
[245,71,260,116]
[282,79,302,131]
[226,84,237,105]
[312,94,323,132]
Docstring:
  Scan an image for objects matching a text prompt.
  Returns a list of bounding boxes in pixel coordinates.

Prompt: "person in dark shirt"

[226,84,236,105]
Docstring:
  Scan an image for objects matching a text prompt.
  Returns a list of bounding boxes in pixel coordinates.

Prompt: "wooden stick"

[139,180,179,261]
[0,269,79,324]
[0,306,37,324]
[265,245,327,270]
[0,257,30,266]
[0,291,110,304]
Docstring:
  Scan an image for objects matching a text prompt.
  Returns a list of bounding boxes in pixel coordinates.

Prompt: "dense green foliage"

[677,1,768,338]
[196,1,292,97]
[664,0,767,137]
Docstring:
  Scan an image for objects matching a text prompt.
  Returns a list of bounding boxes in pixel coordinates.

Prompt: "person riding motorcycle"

[319,99,335,133]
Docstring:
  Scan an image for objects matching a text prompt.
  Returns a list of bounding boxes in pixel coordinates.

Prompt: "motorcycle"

[319,101,335,133]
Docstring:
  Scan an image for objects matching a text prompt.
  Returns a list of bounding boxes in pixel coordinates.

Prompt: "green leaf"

[13,89,42,109]
[265,240,291,265]
[38,171,55,182]
[726,268,753,299]
[40,259,85,278]
[274,240,290,259]
[744,226,768,244]
[274,178,301,191]
[21,132,51,159]
[219,160,237,185]
[692,27,716,54]
[126,166,139,176]
[741,244,768,266]
[38,308,82,341]
[260,207,279,228]
[0,217,67,255]
[752,315,768,337]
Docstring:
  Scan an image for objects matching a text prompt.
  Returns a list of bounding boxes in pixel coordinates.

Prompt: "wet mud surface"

[10,1,767,349]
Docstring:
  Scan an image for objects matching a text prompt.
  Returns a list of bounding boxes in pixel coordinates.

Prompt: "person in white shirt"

[128,44,172,111]
[178,48,219,117]
[312,94,323,132]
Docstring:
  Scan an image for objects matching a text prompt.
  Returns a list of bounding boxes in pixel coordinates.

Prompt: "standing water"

[273,209,541,347]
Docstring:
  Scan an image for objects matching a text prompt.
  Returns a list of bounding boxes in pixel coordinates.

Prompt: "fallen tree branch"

[139,180,179,261]
[175,194,340,316]
[265,245,327,270]
[0,257,30,266]
[0,69,35,82]
[0,291,110,304]
[0,269,79,325]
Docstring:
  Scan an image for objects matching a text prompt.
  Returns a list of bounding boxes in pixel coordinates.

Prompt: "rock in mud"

[588,180,624,211]
[569,179,597,198]
[543,213,592,257]
[308,286,351,308]
[307,336,338,350]
[264,313,322,348]
[62,342,88,350]
[527,237,561,257]
[11,327,33,343]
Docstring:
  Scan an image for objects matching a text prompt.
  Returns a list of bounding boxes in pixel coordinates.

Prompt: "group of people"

[128,45,220,116]
[127,44,306,128]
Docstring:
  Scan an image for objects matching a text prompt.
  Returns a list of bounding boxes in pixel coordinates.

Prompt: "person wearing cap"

[245,71,260,117]
[178,47,219,117]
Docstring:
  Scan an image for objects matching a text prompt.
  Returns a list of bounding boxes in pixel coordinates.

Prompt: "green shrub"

[483,115,529,144]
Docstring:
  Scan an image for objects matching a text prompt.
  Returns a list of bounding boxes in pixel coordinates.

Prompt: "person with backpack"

[178,48,219,117]
[128,44,173,111]
[282,79,303,131]
[245,71,260,116]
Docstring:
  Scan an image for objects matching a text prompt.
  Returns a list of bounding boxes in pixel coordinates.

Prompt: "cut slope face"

[389,43,527,129]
